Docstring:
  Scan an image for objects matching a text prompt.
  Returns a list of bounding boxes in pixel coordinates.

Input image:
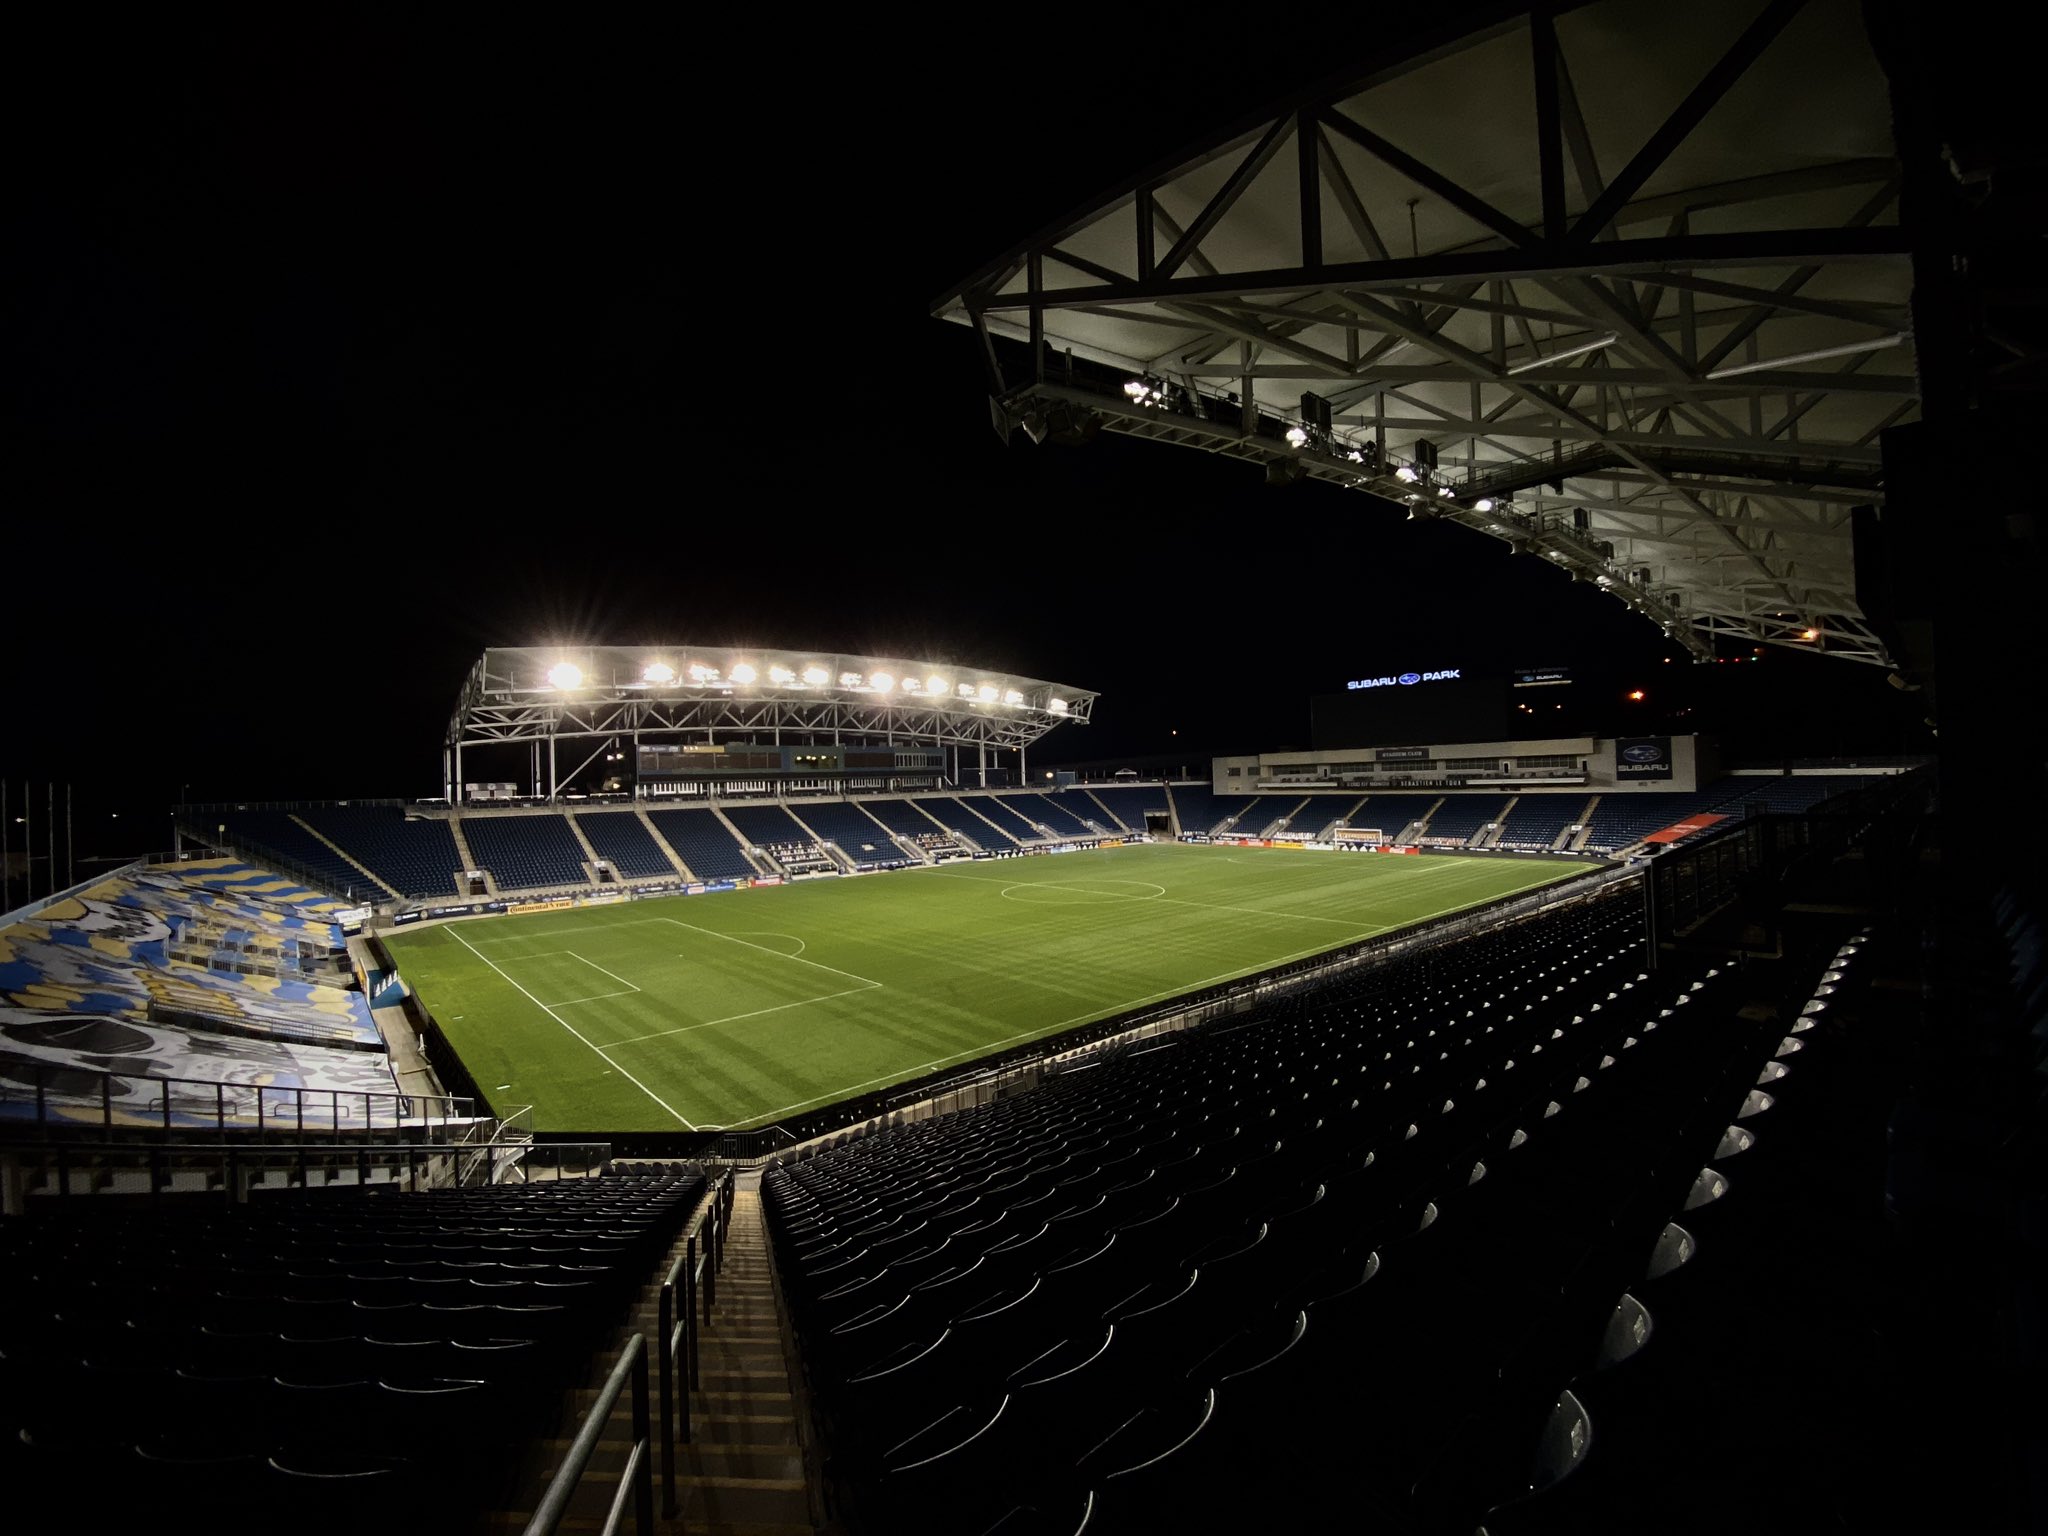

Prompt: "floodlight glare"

[957,683,975,698]
[1437,485,1454,498]
[547,662,583,690]
[688,663,718,683]
[768,664,795,684]
[642,661,674,684]
[839,671,863,688]
[977,684,998,701]
[1003,689,1024,706]
[871,671,895,692]
[927,675,947,694]
[1049,697,1068,714]
[1284,425,1308,448]
[1395,465,1420,483]
[1123,379,1147,398]
[729,662,757,684]
[901,676,922,692]
[802,665,829,686]
[1474,498,1495,512]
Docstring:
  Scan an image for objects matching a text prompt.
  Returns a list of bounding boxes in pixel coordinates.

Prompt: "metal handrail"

[524,1333,654,1536]
[10,1058,476,1139]
[657,1170,734,1515]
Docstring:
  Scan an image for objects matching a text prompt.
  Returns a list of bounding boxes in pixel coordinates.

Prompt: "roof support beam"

[1156,115,1294,282]
[1321,106,1537,250]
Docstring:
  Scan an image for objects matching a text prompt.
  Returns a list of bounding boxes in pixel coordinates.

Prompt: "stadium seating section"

[573,811,679,880]
[459,814,590,893]
[962,796,1044,843]
[1422,795,1512,844]
[0,1171,705,1532]
[1084,785,1170,833]
[297,808,462,899]
[1053,790,1126,834]
[766,890,1767,1533]
[862,799,957,845]
[219,811,381,901]
[1345,794,1440,839]
[918,799,1018,851]
[1278,796,1360,838]
[1011,794,1095,838]
[790,802,912,867]
[1165,785,1257,836]
[1496,795,1586,851]
[1,860,404,1127]
[646,808,755,882]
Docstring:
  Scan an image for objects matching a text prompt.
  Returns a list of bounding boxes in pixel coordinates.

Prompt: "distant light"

[1284,426,1308,448]
[1003,689,1024,706]
[1049,697,1068,714]
[977,683,998,701]
[769,664,795,684]
[688,663,718,683]
[927,675,948,695]
[729,662,757,684]
[802,665,829,686]
[1799,627,1819,642]
[1628,689,1646,702]
[1394,465,1420,483]
[547,662,583,690]
[871,672,895,693]
[839,671,863,688]
[1474,498,1495,513]
[642,661,674,684]
[1347,449,1364,463]
[1436,486,1454,498]
[1123,379,1147,398]
[1045,771,1055,780]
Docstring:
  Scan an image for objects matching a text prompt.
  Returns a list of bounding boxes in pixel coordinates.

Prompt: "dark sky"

[1,13,1925,846]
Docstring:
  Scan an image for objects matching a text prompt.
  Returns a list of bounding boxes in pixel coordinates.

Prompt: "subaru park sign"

[1347,668,1461,690]
[1614,736,1674,780]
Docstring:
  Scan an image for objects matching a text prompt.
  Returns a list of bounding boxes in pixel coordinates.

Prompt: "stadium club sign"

[1347,668,1461,690]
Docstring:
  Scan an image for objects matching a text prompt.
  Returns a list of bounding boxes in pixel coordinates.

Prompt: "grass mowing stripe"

[443,921,698,1129]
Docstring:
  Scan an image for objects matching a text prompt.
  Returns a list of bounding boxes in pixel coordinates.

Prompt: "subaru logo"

[1398,672,1422,686]
[1621,744,1664,763]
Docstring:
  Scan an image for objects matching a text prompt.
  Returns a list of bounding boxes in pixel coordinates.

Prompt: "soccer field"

[383,843,1588,1133]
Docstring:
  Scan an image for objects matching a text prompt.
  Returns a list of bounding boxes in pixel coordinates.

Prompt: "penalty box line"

[605,981,882,1047]
[656,916,884,988]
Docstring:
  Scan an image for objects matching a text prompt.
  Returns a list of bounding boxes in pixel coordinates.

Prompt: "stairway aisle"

[675,1177,822,1535]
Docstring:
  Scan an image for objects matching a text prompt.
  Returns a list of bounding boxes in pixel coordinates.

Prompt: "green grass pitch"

[382,843,1588,1133]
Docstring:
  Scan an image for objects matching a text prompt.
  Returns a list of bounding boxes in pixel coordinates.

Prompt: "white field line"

[656,917,882,987]
[444,922,696,1129]
[717,863,1576,1129]
[544,989,641,1007]
[604,982,881,1047]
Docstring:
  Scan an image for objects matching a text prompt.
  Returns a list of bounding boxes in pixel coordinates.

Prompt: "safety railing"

[524,1333,654,1536]
[4,1058,477,1140]
[657,1170,736,1516]
[5,1137,610,1203]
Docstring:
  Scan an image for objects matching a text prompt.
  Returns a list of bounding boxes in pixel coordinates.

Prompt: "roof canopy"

[939,0,1912,665]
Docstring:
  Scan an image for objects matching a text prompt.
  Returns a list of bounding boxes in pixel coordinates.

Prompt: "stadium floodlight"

[642,661,674,684]
[1394,464,1420,483]
[1437,485,1455,498]
[1507,332,1618,374]
[1473,498,1495,513]
[1049,697,1068,714]
[688,662,719,683]
[977,683,999,701]
[900,676,922,693]
[1799,627,1820,641]
[729,662,757,684]
[1123,379,1147,398]
[1004,689,1024,706]
[1284,425,1309,449]
[802,665,829,686]
[547,661,583,690]
[769,664,795,684]
[839,671,863,688]
[1705,333,1906,380]
[957,683,976,698]
[872,671,895,692]
[927,675,948,694]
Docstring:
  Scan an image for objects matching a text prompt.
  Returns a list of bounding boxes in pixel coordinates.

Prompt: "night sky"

[1,15,1926,868]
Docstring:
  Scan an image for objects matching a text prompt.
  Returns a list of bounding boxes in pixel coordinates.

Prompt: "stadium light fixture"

[839,671,863,688]
[1436,485,1455,498]
[1704,333,1907,380]
[1049,697,1068,714]
[729,662,757,684]
[900,676,922,693]
[642,661,674,684]
[1799,627,1820,641]
[547,661,583,690]
[769,664,795,684]
[927,675,948,695]
[1473,498,1495,513]
[977,684,999,702]
[957,683,975,698]
[1507,332,1617,375]
[688,663,719,683]
[1628,689,1647,702]
[802,665,829,686]
[1004,689,1024,706]
[1123,379,1147,398]
[1284,426,1309,449]
[872,671,895,693]
[1394,464,1420,483]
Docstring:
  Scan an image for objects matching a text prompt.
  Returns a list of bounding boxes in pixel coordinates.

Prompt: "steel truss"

[443,647,1097,801]
[939,0,1914,667]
